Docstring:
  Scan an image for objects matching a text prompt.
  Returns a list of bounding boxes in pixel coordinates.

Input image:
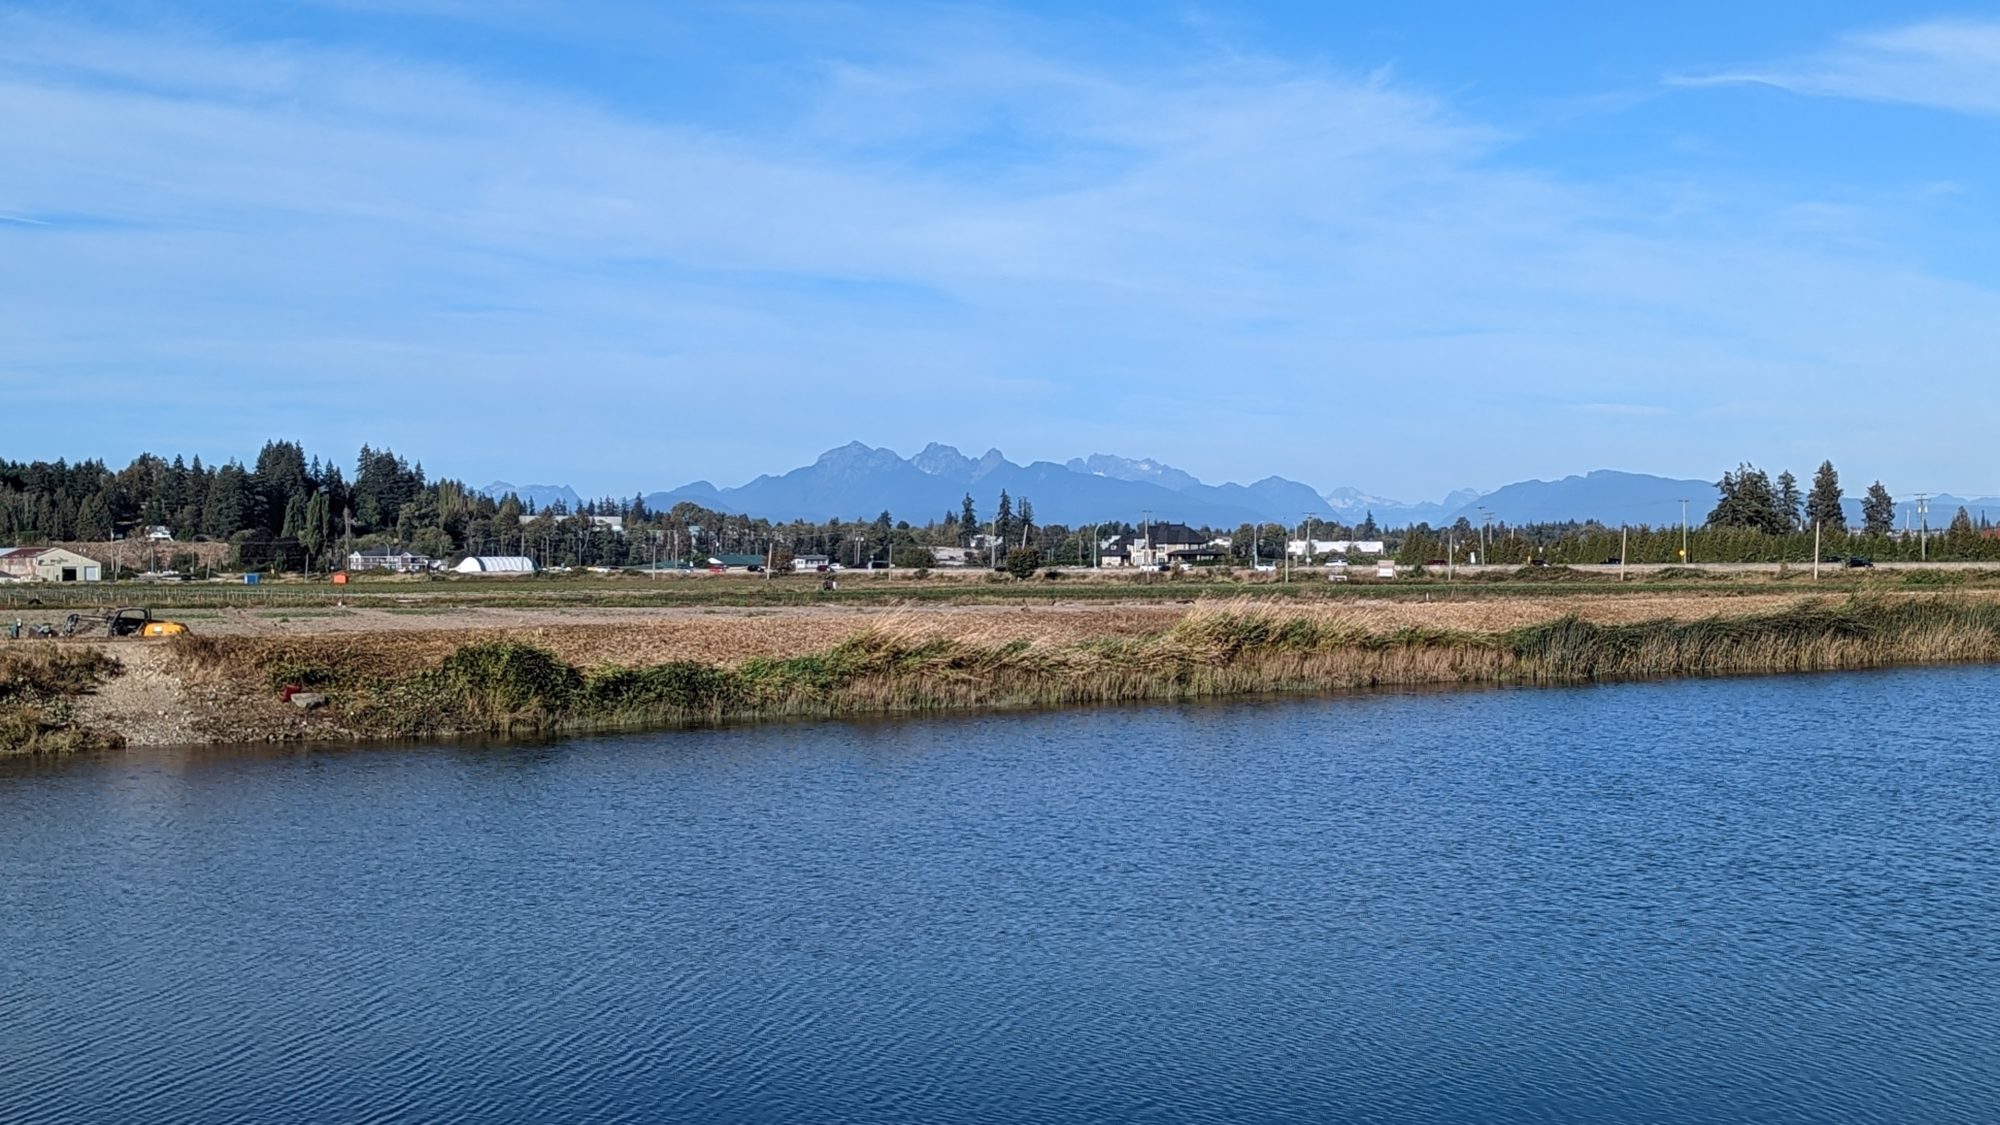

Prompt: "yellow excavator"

[102,608,190,638]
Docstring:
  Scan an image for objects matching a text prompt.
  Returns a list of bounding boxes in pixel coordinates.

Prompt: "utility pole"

[1141,509,1152,569]
[1620,526,1628,583]
[1813,520,1822,580]
[1678,499,1690,564]
[1303,512,1317,570]
[1916,494,1930,561]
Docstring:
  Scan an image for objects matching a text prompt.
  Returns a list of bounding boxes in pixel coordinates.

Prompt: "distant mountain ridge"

[478,481,583,511]
[640,442,1326,527]
[485,449,2000,531]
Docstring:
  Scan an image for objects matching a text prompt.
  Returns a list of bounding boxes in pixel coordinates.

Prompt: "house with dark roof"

[1131,522,1213,568]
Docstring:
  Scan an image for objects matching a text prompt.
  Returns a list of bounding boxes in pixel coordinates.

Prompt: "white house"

[453,556,537,574]
[589,515,625,533]
[347,545,433,573]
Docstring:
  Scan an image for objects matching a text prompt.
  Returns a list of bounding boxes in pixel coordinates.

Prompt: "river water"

[4,667,1999,1124]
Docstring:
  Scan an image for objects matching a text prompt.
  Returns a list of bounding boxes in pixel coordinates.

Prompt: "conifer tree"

[1805,460,1845,531]
[1776,470,1802,530]
[1861,481,1895,535]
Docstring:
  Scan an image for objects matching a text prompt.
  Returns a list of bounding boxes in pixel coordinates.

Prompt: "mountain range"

[481,446,2000,530]
[478,481,583,512]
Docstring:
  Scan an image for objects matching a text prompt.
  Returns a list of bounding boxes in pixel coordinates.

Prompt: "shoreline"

[9,592,2000,753]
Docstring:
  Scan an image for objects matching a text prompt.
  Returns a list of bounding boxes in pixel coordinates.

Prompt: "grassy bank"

[147,596,2000,745]
[0,648,125,753]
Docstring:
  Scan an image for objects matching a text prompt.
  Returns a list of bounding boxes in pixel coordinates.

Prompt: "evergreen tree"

[1776,470,1802,531]
[202,463,251,538]
[1805,460,1845,531]
[1358,510,1379,538]
[995,490,1013,543]
[1017,497,1034,546]
[1709,464,1790,535]
[1948,506,1976,544]
[1856,482,1888,532]
[252,440,309,534]
[960,494,976,544]
[1708,468,1740,527]
[75,492,113,541]
[301,491,332,570]
[280,494,306,540]
[1861,481,1896,536]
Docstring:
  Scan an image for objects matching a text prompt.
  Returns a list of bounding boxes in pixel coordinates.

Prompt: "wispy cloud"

[2,6,1998,494]
[1672,18,2000,117]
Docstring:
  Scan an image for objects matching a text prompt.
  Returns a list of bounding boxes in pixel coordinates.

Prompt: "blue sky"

[4,1,1998,500]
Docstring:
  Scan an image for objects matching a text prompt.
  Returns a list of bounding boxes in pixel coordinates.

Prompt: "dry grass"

[133,590,2000,746]
[0,646,125,753]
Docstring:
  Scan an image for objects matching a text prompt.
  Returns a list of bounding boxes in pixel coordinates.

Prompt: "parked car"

[1529,558,1549,567]
[1846,556,1875,568]
[1602,556,1623,565]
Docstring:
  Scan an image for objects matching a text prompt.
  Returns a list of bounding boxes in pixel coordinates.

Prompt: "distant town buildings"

[1288,539,1385,558]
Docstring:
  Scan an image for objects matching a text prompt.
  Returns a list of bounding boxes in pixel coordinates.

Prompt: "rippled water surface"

[5,667,2000,1124]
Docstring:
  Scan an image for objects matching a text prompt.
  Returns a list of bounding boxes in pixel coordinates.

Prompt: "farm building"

[453,556,537,574]
[0,547,104,582]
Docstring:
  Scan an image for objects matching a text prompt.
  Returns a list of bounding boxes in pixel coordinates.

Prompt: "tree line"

[2,444,1990,574]
[1706,460,1897,536]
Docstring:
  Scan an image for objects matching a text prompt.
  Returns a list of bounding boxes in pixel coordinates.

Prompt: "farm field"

[7,559,2000,618]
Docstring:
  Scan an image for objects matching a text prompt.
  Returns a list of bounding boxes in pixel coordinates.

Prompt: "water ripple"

[4,667,2000,1122]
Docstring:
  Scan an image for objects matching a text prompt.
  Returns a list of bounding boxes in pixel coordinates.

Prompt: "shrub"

[586,661,740,716]
[438,641,582,721]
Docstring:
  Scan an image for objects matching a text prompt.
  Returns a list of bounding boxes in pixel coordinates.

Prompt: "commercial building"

[0,547,104,582]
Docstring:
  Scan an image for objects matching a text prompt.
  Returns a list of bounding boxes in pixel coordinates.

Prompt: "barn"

[0,547,104,582]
